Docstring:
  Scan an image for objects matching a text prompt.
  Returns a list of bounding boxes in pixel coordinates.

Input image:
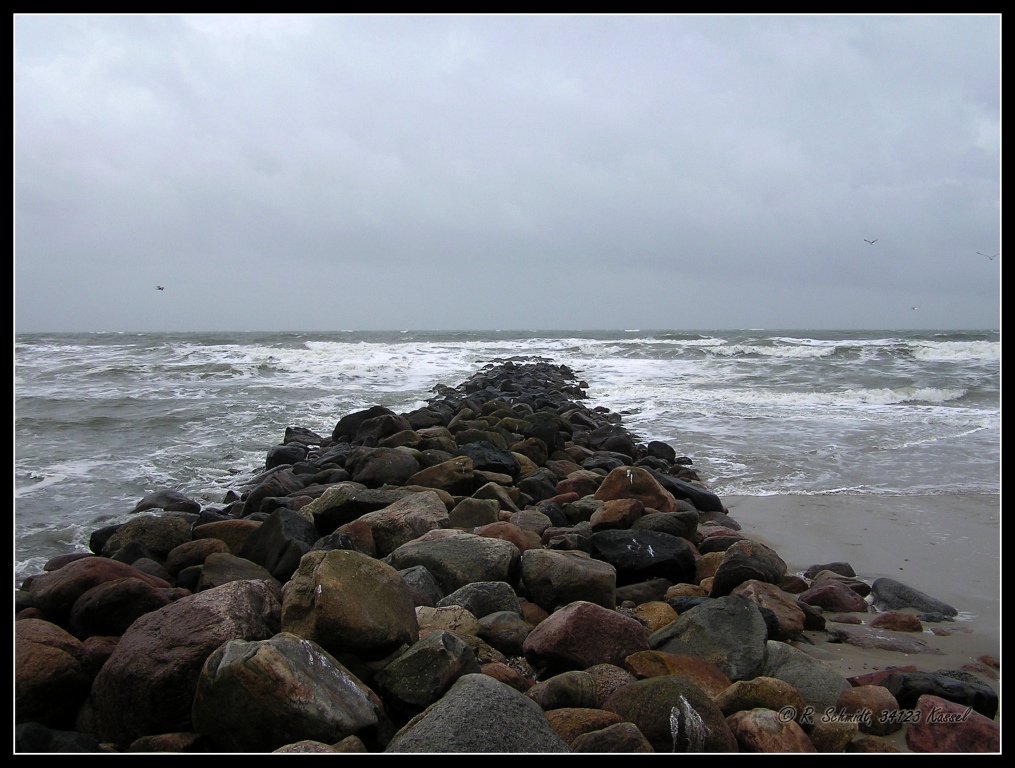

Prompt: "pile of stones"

[14,359,1000,753]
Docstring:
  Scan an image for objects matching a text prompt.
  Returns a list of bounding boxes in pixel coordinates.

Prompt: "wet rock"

[384,674,570,753]
[869,577,958,617]
[649,595,768,682]
[523,600,650,675]
[726,708,816,752]
[89,579,281,746]
[281,549,418,662]
[192,632,384,752]
[905,695,1000,753]
[602,675,738,752]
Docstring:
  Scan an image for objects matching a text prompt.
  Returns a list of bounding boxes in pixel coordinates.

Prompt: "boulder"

[88,579,282,746]
[281,549,418,661]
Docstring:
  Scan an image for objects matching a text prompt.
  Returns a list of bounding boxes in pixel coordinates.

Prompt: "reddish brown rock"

[571,721,654,753]
[590,498,645,531]
[15,619,93,728]
[473,521,541,553]
[731,579,806,641]
[165,538,230,576]
[555,473,602,498]
[623,651,732,698]
[798,581,869,612]
[593,466,678,513]
[835,684,904,736]
[89,579,282,746]
[825,624,942,654]
[191,519,262,555]
[27,557,172,627]
[544,707,623,745]
[869,611,923,632]
[905,695,1000,752]
[726,708,816,752]
[480,661,532,693]
[846,665,918,687]
[810,569,872,597]
[68,576,175,639]
[523,600,650,675]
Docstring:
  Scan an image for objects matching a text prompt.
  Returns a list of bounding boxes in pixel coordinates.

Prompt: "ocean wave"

[705,343,838,359]
[911,340,1001,362]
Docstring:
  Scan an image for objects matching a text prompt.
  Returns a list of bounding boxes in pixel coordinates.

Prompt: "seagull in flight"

[864,238,878,245]
[156,285,165,291]
[977,252,999,260]
[911,306,919,310]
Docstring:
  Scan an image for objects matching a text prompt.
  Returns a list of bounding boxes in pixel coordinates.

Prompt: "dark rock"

[333,405,399,442]
[192,632,384,752]
[590,528,697,586]
[239,506,320,582]
[436,581,520,619]
[384,673,570,753]
[265,443,307,470]
[68,576,174,639]
[869,577,958,617]
[709,539,787,597]
[129,489,202,515]
[15,722,105,753]
[649,595,768,682]
[881,670,998,719]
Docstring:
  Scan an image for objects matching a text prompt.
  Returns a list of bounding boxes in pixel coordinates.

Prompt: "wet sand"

[723,493,1000,750]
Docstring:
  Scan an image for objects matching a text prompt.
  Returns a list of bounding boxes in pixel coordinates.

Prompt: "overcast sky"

[14,14,1001,333]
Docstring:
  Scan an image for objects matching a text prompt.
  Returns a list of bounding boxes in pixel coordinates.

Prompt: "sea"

[14,329,1001,590]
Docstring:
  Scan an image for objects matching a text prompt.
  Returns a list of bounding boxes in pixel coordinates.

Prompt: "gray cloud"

[15,14,1000,332]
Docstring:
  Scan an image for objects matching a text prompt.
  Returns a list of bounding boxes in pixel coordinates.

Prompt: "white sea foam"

[911,340,1001,362]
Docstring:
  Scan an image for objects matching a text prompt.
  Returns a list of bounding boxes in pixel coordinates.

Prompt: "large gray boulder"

[869,577,958,616]
[760,640,851,711]
[357,490,450,558]
[385,674,570,753]
[520,549,617,613]
[384,531,521,594]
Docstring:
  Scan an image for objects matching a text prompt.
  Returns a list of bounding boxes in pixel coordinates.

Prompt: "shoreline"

[723,493,1000,709]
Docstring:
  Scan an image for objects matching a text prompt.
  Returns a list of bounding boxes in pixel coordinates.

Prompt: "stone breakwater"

[15,359,1000,753]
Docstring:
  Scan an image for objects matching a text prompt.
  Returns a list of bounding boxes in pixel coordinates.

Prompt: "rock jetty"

[15,359,1000,753]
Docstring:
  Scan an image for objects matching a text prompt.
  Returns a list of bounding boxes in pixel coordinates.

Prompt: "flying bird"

[156,285,165,291]
[977,252,999,260]
[864,239,878,245]
[911,306,919,310]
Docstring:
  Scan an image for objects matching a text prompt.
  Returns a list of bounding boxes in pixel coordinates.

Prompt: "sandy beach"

[724,493,1001,749]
